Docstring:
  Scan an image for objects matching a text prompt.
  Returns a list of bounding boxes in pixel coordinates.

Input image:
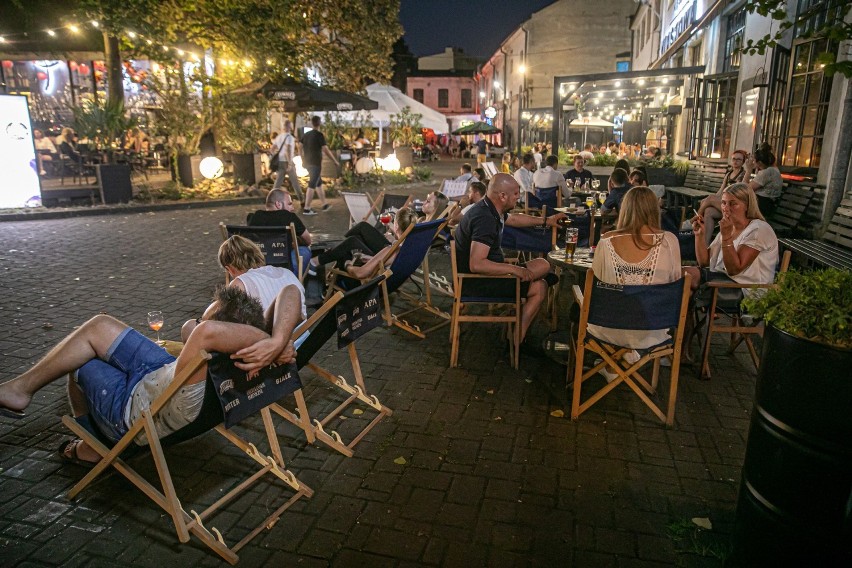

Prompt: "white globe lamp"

[199,156,224,179]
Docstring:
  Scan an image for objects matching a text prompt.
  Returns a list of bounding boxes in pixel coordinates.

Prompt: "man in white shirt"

[578,144,595,163]
[533,154,570,203]
[513,153,535,204]
[455,163,474,183]
[532,144,543,170]
[270,120,303,202]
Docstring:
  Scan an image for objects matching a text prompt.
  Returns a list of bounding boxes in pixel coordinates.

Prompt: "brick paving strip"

[0,167,751,566]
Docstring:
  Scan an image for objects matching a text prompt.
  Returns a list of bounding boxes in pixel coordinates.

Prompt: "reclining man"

[0,284,303,466]
[454,173,566,346]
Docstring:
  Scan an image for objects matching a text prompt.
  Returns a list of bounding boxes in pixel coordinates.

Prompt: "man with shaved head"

[454,173,566,347]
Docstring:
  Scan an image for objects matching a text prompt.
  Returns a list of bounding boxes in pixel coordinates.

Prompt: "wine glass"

[147,311,164,345]
[379,210,392,227]
[585,195,594,209]
[598,192,607,206]
[592,179,601,190]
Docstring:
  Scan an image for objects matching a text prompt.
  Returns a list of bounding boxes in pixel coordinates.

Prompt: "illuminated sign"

[660,0,697,56]
[271,90,297,100]
[0,95,41,208]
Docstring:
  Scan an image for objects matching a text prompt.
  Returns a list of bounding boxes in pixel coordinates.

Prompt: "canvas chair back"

[483,161,499,179]
[385,218,447,294]
[381,192,413,212]
[441,180,469,201]
[220,222,303,281]
[342,191,378,227]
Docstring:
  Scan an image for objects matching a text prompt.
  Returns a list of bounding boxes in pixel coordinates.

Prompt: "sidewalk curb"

[0,197,264,223]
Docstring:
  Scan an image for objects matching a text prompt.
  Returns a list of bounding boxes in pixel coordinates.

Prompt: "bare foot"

[0,381,31,415]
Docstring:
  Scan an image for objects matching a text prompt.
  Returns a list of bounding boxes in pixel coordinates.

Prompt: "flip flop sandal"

[57,439,97,469]
[0,406,26,420]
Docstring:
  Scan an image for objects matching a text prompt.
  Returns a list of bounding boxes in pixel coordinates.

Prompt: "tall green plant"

[71,98,136,151]
[144,70,213,156]
[743,268,852,349]
[320,112,352,150]
[217,93,270,154]
[389,106,423,146]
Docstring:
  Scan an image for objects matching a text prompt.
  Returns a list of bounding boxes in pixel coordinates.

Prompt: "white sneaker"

[599,367,619,383]
[303,208,317,216]
[623,350,640,364]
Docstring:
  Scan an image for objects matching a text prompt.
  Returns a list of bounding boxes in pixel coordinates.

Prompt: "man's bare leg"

[520,280,546,342]
[525,258,552,280]
[304,186,315,211]
[0,314,127,414]
[315,184,327,207]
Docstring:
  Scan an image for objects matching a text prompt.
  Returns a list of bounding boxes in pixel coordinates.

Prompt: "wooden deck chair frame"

[696,250,791,380]
[268,272,394,456]
[62,351,313,565]
[449,242,523,369]
[570,270,692,426]
[219,222,304,283]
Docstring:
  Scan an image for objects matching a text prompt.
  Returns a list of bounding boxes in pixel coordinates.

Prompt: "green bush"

[413,166,433,181]
[743,268,852,348]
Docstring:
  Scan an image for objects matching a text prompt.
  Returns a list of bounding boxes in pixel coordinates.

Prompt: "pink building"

[406,49,482,134]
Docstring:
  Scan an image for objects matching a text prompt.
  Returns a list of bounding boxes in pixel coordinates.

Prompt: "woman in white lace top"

[589,186,683,349]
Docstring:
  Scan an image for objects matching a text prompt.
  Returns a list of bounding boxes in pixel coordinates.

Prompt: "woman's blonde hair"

[426,191,449,220]
[615,186,662,249]
[395,207,418,233]
[722,182,765,221]
[217,235,265,272]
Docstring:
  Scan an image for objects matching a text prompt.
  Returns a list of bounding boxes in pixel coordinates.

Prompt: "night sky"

[400,0,557,58]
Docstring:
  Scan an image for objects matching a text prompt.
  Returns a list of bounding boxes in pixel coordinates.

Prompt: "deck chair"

[219,222,304,283]
[571,269,691,426]
[62,351,313,565]
[440,179,469,201]
[695,250,791,380]
[342,191,380,227]
[483,161,499,180]
[267,273,393,456]
[449,240,523,369]
[379,191,414,212]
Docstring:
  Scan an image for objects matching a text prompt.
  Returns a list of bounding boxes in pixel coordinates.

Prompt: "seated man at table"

[455,163,474,183]
[34,129,58,175]
[564,154,595,189]
[247,189,312,275]
[601,167,632,214]
[513,153,535,205]
[532,155,570,209]
[454,173,566,345]
[0,285,300,465]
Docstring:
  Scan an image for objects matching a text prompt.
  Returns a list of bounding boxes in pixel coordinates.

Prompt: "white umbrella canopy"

[568,117,616,129]
[333,83,450,142]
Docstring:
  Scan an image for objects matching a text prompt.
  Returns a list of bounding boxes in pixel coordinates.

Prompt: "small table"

[542,248,593,365]
[547,247,593,272]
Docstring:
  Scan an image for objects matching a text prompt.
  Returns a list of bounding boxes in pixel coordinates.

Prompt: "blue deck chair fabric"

[529,186,558,212]
[385,218,446,294]
[502,226,552,253]
[585,277,686,349]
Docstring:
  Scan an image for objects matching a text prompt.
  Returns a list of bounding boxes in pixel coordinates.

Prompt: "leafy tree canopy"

[741,0,851,78]
[77,0,402,91]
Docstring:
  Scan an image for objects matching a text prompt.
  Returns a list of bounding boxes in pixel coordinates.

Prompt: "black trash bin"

[728,324,852,566]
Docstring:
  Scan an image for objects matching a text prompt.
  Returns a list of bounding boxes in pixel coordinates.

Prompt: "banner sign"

[0,95,41,208]
[336,284,382,348]
[208,353,303,429]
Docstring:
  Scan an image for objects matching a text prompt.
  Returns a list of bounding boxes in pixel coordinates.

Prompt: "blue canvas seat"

[571,269,692,426]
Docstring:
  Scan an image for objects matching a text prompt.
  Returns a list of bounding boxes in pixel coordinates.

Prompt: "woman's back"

[594,229,681,285]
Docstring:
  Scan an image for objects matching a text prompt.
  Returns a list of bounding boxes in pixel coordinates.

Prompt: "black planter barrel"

[728,325,852,566]
[231,153,256,184]
[177,154,195,188]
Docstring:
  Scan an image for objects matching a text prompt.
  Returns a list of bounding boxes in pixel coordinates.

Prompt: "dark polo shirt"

[247,209,307,237]
[454,196,507,273]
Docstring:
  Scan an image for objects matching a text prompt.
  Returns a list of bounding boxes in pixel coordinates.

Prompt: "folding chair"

[571,270,691,426]
[449,241,523,369]
[440,180,469,201]
[62,351,313,565]
[695,250,791,380]
[219,222,304,283]
[342,191,380,227]
[268,273,394,456]
[379,191,414,212]
[483,161,499,180]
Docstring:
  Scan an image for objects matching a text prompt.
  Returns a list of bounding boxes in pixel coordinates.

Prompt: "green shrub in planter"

[742,268,852,349]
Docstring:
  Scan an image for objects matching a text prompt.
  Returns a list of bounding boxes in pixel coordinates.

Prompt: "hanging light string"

[0,19,261,71]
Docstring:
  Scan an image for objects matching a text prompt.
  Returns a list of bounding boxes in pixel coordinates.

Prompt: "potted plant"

[389,106,423,169]
[217,93,269,185]
[71,98,136,203]
[643,154,689,186]
[729,268,851,565]
[319,112,350,179]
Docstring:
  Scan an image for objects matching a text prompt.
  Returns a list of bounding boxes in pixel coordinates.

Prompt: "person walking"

[270,119,303,202]
[300,115,339,215]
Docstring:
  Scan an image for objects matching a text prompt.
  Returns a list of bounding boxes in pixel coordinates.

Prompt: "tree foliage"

[76,0,402,91]
[741,0,851,78]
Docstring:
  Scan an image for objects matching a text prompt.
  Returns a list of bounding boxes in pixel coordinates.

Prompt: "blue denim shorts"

[306,165,322,189]
[75,328,176,443]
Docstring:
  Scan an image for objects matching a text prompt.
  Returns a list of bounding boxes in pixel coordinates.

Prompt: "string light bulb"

[46,29,57,37]
[68,24,80,34]
[0,36,6,43]
[90,20,100,28]
[126,31,136,39]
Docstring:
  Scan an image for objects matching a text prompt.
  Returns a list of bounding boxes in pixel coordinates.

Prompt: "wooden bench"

[766,181,824,237]
[779,198,852,270]
[664,159,727,210]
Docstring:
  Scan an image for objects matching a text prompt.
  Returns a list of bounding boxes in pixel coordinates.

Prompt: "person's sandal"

[57,439,98,469]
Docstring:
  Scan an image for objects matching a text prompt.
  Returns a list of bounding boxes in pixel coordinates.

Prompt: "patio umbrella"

[568,117,616,148]
[452,121,502,135]
[232,79,378,113]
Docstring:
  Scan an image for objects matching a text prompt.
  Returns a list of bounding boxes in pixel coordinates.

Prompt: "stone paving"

[0,171,761,566]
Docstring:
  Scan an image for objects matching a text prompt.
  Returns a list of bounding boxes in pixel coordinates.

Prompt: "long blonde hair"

[615,186,662,250]
[723,182,765,221]
[218,235,265,272]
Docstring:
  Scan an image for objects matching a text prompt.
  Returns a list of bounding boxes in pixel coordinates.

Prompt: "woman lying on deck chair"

[308,207,419,279]
[0,285,301,467]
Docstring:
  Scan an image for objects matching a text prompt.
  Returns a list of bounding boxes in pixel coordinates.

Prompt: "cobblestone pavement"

[0,183,759,567]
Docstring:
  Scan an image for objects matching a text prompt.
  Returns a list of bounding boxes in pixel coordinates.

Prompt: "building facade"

[405,48,481,133]
[477,0,637,150]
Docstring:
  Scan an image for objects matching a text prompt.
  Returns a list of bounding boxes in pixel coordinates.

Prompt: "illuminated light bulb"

[616,91,622,96]
[176,49,184,56]
[381,153,400,172]
[127,31,136,38]
[0,36,6,43]
[662,77,669,83]
[68,24,80,34]
[46,29,57,37]
[614,81,621,87]
[199,157,224,179]
[244,60,252,67]
[91,20,100,28]
[162,45,169,52]
[266,59,273,65]
[146,39,153,45]
[518,64,526,74]
[638,79,645,85]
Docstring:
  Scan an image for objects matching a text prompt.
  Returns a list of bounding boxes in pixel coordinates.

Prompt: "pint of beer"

[565,228,579,262]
